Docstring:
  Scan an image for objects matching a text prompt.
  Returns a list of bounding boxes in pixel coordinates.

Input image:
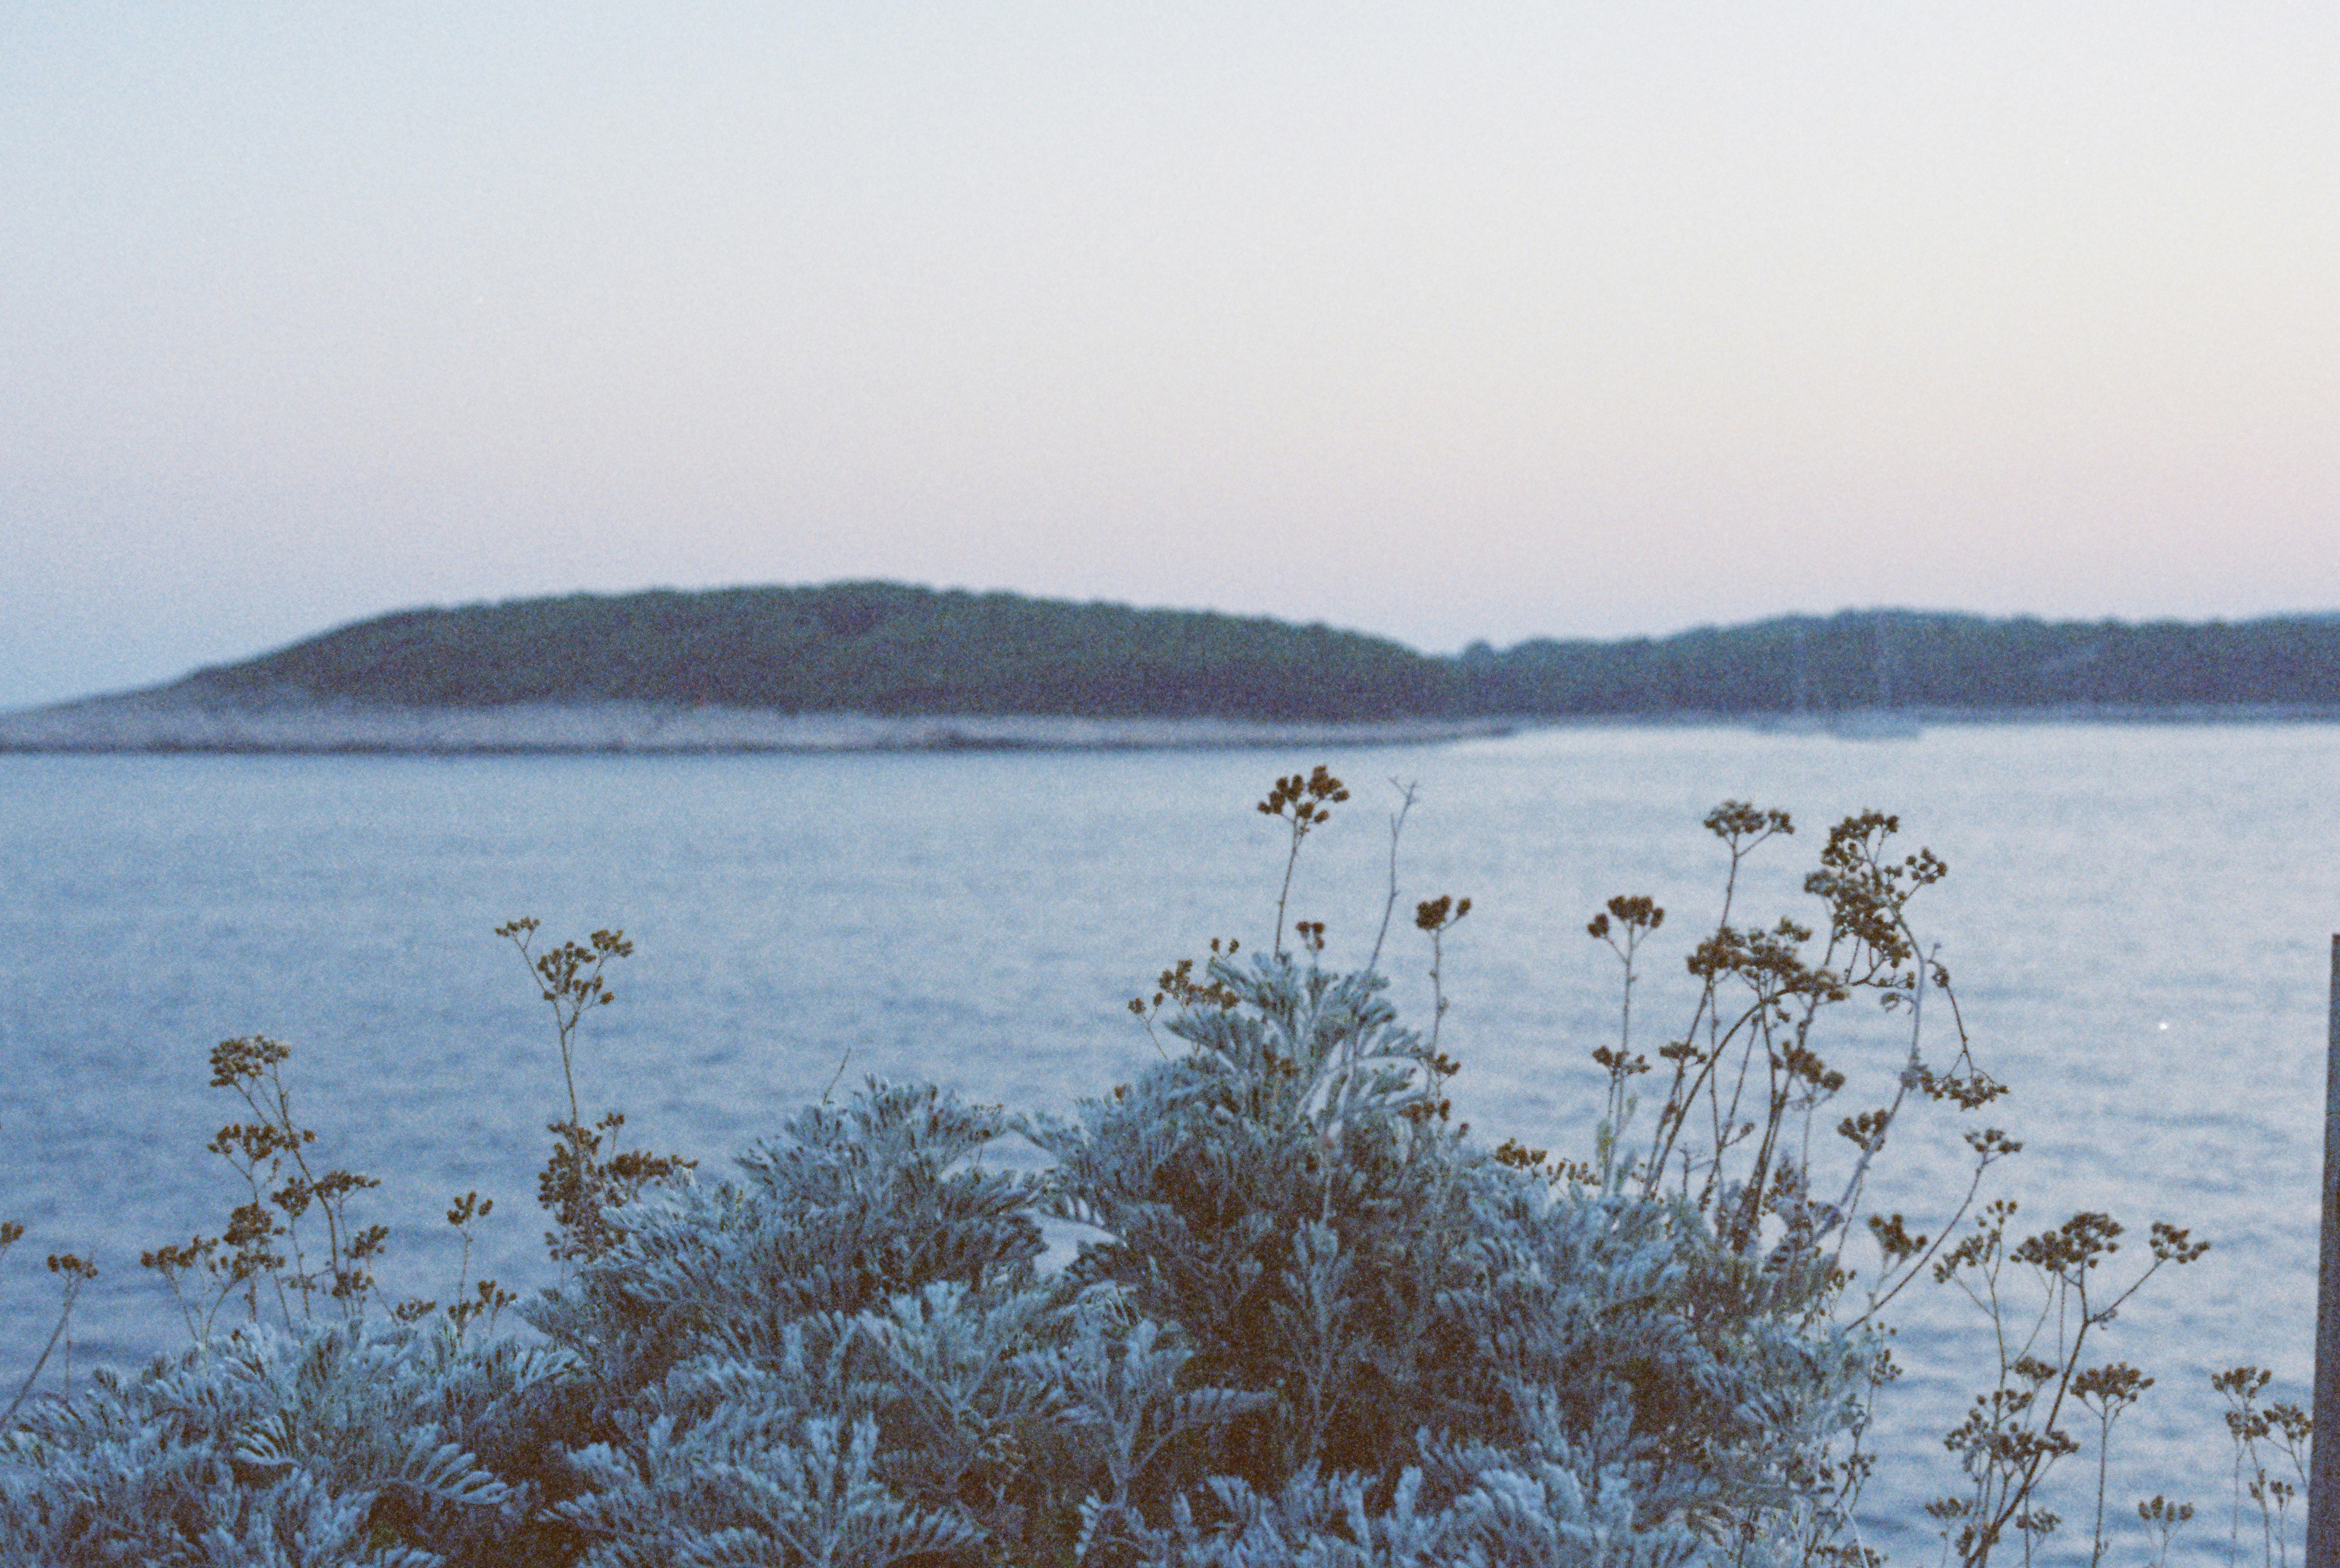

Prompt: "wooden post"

[2313,934,2340,1568]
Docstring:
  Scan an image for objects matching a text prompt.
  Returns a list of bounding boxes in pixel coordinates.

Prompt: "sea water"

[2,724,2336,1558]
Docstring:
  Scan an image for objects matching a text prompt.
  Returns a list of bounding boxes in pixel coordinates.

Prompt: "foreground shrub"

[510,953,1866,1565]
[0,1319,589,1564]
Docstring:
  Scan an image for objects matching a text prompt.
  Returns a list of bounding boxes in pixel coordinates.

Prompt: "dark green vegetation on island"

[1463,608,2340,716]
[178,583,1447,721]
[173,581,2340,719]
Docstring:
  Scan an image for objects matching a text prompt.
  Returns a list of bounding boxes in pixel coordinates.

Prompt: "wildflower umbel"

[496,918,695,1268]
[1258,764,1348,958]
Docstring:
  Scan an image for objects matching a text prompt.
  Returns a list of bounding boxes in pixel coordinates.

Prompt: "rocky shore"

[0,694,1516,754]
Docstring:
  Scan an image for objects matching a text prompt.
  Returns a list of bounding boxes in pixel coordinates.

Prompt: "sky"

[3,3,2335,708]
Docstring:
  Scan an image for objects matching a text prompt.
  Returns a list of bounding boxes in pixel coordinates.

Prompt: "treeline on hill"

[178,584,1449,722]
[1463,609,2340,715]
[175,584,2340,719]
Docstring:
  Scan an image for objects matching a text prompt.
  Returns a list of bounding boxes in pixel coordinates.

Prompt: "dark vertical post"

[2313,934,2340,1568]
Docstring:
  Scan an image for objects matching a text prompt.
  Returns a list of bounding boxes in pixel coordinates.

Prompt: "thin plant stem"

[1365,779,1418,976]
[3,1261,91,1429]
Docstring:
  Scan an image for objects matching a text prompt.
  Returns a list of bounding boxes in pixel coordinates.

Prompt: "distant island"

[3,583,2337,752]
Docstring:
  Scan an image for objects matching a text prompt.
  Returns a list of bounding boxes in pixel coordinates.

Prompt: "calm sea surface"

[3,725,2337,1557]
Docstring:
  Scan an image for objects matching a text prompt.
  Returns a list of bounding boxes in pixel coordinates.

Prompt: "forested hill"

[175,584,1453,721]
[1462,608,2340,715]
[170,586,2340,720]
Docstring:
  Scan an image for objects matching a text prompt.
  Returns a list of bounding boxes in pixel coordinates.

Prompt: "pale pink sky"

[4,3,2335,707]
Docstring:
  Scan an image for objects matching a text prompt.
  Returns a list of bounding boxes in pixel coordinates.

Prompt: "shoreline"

[0,697,1519,754]
[3,695,2337,755]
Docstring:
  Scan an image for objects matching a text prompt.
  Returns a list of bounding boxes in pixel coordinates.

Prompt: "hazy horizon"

[8,4,2334,708]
